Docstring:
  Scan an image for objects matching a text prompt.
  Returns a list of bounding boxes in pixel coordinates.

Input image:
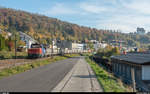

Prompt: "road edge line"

[51,59,80,92]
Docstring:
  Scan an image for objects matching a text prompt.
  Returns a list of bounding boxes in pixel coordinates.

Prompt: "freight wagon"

[28,43,90,58]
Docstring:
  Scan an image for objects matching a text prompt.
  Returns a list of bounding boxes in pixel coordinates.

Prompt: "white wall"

[142,65,150,80]
[72,43,84,50]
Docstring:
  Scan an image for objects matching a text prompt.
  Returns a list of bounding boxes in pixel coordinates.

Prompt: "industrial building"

[93,42,108,51]
[56,40,87,53]
[111,52,150,91]
[137,27,145,35]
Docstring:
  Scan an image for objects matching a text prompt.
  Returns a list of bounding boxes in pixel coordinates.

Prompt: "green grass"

[80,53,92,56]
[0,54,80,79]
[85,56,131,92]
[64,53,81,57]
[0,50,27,59]
[0,51,81,59]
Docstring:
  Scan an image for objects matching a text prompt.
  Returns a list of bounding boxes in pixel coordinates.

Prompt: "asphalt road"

[0,57,80,92]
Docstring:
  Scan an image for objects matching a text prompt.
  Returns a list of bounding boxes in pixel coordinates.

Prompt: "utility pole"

[60,40,62,55]
[14,33,17,59]
[131,68,136,92]
[51,33,53,59]
[60,40,65,56]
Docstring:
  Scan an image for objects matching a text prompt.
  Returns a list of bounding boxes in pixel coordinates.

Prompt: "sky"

[0,0,150,33]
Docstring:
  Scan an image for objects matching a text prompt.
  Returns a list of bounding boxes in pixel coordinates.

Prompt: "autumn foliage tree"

[7,40,14,51]
[96,45,120,59]
[0,7,150,49]
[0,34,5,51]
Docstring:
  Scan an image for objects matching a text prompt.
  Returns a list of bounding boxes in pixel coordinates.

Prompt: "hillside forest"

[0,8,150,51]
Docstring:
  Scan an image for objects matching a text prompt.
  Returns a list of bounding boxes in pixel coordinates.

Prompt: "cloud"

[90,0,150,33]
[122,0,150,15]
[97,23,135,33]
[79,3,107,14]
[43,3,77,15]
[42,0,150,33]
[2,0,150,33]
[96,14,150,33]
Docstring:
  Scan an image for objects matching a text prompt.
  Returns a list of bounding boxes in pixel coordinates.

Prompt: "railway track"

[0,52,88,70]
[0,57,50,70]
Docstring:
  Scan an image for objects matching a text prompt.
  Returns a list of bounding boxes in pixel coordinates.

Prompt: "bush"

[96,46,120,59]
[0,35,6,51]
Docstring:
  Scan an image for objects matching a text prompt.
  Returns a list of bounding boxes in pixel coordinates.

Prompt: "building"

[51,40,58,49]
[19,32,38,49]
[90,40,97,43]
[56,40,87,53]
[137,27,145,35]
[111,52,150,91]
[71,43,86,52]
[110,40,125,47]
[93,42,107,51]
[100,43,107,48]
[56,40,72,49]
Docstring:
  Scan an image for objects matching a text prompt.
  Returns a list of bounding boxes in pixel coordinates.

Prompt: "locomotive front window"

[31,44,41,48]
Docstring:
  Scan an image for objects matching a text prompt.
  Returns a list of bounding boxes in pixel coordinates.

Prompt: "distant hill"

[0,8,150,48]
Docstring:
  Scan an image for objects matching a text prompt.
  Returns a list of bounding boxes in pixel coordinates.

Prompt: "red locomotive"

[28,43,46,58]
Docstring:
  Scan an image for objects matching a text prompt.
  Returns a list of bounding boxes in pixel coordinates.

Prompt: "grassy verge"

[64,53,81,57]
[85,56,132,92]
[80,53,92,56]
[0,50,27,59]
[0,54,80,79]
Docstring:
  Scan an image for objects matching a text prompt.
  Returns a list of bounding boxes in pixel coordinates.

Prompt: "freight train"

[92,55,112,71]
[28,43,89,58]
[28,43,47,58]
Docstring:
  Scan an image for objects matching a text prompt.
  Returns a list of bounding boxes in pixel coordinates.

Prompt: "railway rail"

[0,57,51,70]
[0,51,89,70]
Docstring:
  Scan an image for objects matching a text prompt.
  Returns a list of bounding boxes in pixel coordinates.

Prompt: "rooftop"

[111,52,150,65]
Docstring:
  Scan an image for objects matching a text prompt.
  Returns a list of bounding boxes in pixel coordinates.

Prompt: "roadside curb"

[51,57,103,92]
[51,58,80,92]
[86,59,103,92]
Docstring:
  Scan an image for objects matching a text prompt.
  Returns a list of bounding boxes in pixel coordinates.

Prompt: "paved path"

[0,56,103,92]
[0,57,78,92]
[52,56,103,92]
